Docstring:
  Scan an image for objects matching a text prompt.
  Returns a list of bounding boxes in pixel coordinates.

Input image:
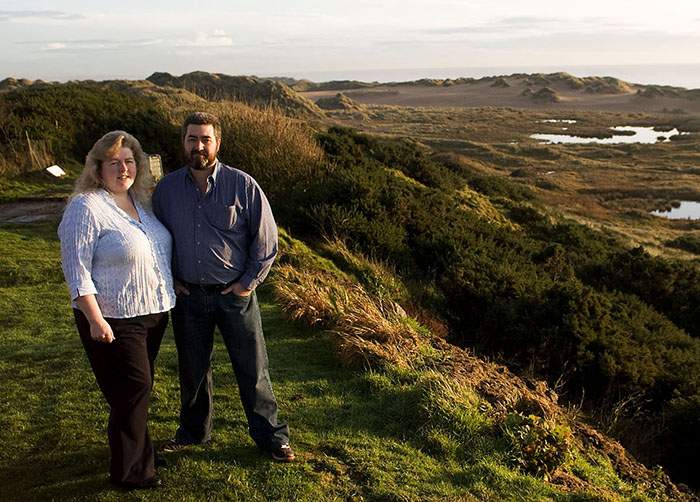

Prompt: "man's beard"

[187,149,216,170]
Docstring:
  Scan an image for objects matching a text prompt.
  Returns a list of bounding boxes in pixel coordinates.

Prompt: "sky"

[2,0,700,85]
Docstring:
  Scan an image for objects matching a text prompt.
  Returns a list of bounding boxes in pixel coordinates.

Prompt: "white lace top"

[58,189,176,318]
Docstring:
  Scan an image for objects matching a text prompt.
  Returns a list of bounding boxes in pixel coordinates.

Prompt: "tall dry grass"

[214,103,326,187]
[159,100,327,203]
[270,232,688,499]
[0,131,54,175]
[273,263,427,370]
[272,234,563,413]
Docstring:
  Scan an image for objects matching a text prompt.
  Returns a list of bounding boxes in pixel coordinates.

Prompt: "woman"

[58,131,176,489]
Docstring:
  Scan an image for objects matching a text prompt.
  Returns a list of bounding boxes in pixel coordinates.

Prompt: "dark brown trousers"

[74,309,168,484]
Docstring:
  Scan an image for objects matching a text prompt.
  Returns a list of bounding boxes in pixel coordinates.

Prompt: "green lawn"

[0,162,81,203]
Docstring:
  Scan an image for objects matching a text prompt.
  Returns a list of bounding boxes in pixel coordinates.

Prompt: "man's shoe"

[159,438,193,453]
[111,475,162,490]
[271,443,295,462]
[159,438,210,453]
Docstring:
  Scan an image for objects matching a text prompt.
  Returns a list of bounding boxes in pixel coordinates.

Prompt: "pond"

[651,201,700,220]
[538,119,578,124]
[531,126,681,144]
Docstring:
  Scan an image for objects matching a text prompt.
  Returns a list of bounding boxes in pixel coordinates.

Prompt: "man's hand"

[221,281,252,297]
[174,279,191,296]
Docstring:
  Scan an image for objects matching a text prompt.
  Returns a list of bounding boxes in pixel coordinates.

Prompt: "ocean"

[287,64,700,90]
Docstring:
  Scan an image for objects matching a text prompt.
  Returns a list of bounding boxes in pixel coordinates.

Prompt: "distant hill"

[637,85,683,98]
[146,71,322,117]
[491,77,511,88]
[269,78,378,92]
[315,92,365,112]
[531,86,561,103]
[0,77,55,92]
[298,71,700,112]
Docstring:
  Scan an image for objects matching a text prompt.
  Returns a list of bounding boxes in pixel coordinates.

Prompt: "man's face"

[184,124,220,170]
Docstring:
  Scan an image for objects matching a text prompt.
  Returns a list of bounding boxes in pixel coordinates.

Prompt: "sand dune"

[301,74,700,113]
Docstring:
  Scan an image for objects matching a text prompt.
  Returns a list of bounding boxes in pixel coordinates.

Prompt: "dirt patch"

[0,200,65,224]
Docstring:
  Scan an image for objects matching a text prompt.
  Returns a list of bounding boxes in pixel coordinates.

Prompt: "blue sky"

[1,0,699,82]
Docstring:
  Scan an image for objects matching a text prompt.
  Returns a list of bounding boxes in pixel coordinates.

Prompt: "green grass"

[0,161,80,203]
[0,221,668,501]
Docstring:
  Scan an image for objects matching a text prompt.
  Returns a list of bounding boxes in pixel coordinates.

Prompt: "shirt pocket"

[205,202,246,232]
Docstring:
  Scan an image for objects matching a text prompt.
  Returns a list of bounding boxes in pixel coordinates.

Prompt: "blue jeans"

[171,287,289,450]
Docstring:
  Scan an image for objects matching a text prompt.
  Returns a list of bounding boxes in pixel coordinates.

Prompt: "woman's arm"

[75,294,114,343]
[58,196,113,343]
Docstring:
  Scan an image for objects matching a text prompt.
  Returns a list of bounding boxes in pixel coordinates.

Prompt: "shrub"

[309,126,700,488]
[666,234,700,255]
[501,413,571,478]
[0,83,180,173]
[584,246,700,339]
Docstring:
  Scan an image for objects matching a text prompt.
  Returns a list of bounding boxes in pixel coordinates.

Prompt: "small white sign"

[46,165,65,177]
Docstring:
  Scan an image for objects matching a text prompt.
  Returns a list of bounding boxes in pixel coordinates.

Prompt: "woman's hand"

[89,318,115,343]
[75,294,114,343]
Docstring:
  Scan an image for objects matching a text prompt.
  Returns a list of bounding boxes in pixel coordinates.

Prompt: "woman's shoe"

[111,475,162,490]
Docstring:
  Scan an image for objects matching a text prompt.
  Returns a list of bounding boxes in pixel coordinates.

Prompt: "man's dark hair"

[181,112,222,140]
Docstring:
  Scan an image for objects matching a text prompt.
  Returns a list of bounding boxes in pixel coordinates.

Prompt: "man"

[152,111,293,462]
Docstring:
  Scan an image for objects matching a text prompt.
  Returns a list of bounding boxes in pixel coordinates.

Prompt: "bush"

[501,413,571,478]
[666,234,700,255]
[584,246,700,339]
[308,126,700,488]
[0,83,180,173]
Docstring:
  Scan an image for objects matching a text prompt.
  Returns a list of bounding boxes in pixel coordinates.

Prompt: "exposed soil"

[0,200,65,223]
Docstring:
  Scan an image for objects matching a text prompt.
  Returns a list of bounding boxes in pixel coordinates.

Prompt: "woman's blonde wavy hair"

[72,130,154,205]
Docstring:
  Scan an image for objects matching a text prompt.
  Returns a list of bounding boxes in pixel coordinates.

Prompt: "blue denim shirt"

[152,161,278,290]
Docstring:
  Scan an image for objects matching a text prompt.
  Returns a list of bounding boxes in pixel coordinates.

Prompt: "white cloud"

[0,10,84,22]
[26,38,164,52]
[174,30,234,48]
[421,16,626,36]
[25,29,234,54]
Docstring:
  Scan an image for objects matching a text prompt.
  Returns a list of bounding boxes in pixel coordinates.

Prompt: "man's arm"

[222,179,277,295]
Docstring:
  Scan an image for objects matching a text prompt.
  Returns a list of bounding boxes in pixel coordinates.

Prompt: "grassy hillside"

[146,71,322,118]
[0,221,688,501]
[0,81,698,499]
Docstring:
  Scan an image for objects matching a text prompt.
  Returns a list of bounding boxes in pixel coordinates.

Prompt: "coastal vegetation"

[1,74,699,499]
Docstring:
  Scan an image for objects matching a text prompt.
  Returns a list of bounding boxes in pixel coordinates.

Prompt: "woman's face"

[101,147,137,195]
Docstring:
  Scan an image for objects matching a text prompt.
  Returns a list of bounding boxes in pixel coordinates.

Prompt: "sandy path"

[0,200,66,223]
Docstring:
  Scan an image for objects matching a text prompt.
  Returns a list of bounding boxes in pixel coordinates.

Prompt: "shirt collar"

[185,159,221,187]
[97,188,143,220]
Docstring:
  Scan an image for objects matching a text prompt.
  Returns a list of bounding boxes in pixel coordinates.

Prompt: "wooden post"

[25,130,39,170]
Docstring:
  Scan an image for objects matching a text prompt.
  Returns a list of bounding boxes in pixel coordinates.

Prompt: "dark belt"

[178,279,230,293]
